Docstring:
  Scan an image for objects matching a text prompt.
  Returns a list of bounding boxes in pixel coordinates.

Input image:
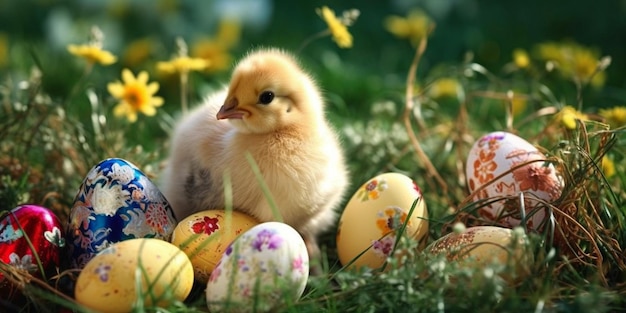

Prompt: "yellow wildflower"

[157,56,208,75]
[513,49,530,69]
[384,9,433,45]
[599,106,626,128]
[428,78,460,99]
[107,69,163,123]
[318,6,353,48]
[67,44,117,65]
[191,20,241,73]
[601,156,615,178]
[535,41,606,87]
[557,106,588,130]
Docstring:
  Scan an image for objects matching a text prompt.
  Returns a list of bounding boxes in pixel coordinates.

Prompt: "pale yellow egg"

[427,225,532,279]
[336,172,428,270]
[74,238,194,313]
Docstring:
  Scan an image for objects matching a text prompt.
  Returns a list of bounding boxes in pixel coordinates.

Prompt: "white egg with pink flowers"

[465,131,563,229]
[205,222,309,312]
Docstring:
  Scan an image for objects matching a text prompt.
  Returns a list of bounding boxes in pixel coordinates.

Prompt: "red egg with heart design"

[0,204,65,288]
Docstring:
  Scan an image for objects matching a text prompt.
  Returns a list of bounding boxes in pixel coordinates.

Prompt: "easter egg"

[466,132,563,229]
[74,238,194,313]
[66,158,178,269]
[336,172,428,270]
[427,226,532,278]
[0,205,65,283]
[206,222,309,312]
[171,210,259,283]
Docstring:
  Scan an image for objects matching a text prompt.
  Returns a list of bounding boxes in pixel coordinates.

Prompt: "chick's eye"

[258,91,275,105]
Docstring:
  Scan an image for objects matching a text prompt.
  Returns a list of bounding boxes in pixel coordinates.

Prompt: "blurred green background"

[2,0,625,103]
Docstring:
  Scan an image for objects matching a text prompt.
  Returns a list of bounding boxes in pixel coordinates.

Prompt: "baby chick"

[160,48,349,261]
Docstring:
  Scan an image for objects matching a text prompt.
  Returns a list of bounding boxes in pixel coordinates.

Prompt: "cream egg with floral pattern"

[336,172,429,270]
[465,132,563,229]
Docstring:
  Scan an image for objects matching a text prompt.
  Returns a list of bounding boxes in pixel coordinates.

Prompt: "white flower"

[9,253,38,272]
[85,165,106,185]
[110,163,135,185]
[90,183,129,216]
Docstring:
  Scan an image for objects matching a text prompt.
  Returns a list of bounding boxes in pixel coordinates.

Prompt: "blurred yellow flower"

[557,106,588,130]
[122,38,154,67]
[384,9,433,45]
[511,94,527,116]
[157,56,209,75]
[192,40,232,73]
[601,156,615,178]
[215,19,241,49]
[67,44,117,65]
[0,33,8,68]
[513,49,530,69]
[535,41,606,87]
[429,78,460,99]
[107,69,163,123]
[191,19,241,73]
[318,6,353,48]
[599,106,626,128]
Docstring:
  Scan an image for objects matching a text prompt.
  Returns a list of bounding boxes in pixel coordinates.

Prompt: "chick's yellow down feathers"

[160,48,349,258]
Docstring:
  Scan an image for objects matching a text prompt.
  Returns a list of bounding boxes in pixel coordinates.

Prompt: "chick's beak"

[217,97,245,120]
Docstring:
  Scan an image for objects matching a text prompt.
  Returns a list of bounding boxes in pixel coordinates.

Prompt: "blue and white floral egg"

[205,222,309,312]
[66,158,177,269]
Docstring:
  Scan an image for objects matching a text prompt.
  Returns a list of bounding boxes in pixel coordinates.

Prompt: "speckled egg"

[66,158,178,269]
[74,238,194,313]
[171,210,259,283]
[466,132,563,229]
[427,226,532,278]
[205,222,309,312]
[336,172,428,270]
[0,205,65,283]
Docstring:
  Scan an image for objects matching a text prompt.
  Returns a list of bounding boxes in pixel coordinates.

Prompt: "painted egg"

[206,222,309,312]
[171,210,259,284]
[74,238,194,313]
[465,131,563,229]
[0,205,65,282]
[336,172,428,270]
[427,226,532,278]
[66,158,178,269]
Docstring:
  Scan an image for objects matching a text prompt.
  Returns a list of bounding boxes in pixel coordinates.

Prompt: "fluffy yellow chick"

[161,48,349,260]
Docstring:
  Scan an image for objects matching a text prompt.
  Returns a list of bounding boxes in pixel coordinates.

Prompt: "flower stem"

[297,29,331,53]
[403,35,449,199]
[180,72,188,114]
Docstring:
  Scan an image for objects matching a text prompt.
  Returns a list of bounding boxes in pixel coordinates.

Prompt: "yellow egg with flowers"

[171,209,259,283]
[336,172,429,270]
